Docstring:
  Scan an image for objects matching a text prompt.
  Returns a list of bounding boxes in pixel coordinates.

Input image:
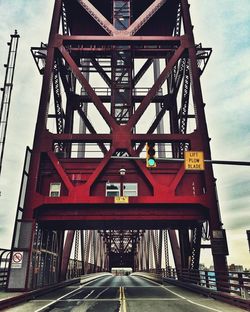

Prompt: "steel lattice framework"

[7,0,228,291]
[0,31,19,176]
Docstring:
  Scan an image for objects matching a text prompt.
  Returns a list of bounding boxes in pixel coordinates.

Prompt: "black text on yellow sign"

[184,151,205,171]
[114,196,129,204]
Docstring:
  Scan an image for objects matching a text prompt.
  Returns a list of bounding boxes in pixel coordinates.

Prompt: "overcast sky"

[0,1,249,268]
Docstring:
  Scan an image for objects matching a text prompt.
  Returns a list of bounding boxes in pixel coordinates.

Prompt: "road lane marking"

[94,287,109,299]
[119,286,127,312]
[136,277,224,312]
[163,286,224,312]
[119,287,122,311]
[84,289,95,299]
[119,286,122,301]
[122,287,127,312]
[34,279,100,312]
[35,298,180,302]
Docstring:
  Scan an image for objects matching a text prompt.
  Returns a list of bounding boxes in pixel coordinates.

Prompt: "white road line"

[94,287,109,299]
[34,280,98,312]
[84,289,95,299]
[136,277,224,312]
[164,286,224,312]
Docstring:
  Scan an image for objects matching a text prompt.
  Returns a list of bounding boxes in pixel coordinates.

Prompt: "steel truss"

[7,0,228,290]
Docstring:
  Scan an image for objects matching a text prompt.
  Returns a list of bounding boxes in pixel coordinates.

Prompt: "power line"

[111,156,250,166]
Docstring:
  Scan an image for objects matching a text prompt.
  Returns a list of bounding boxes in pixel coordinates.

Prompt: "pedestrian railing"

[0,249,10,288]
[135,268,250,310]
[161,268,250,298]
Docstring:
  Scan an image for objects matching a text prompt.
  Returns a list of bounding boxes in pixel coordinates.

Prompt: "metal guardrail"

[161,268,250,298]
[67,259,107,280]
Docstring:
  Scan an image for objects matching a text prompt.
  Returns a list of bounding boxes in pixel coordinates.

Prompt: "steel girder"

[7,0,229,290]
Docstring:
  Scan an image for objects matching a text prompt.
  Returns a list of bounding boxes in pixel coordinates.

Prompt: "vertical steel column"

[84,230,89,274]
[111,0,133,126]
[73,230,80,277]
[158,230,163,271]
[153,60,165,157]
[140,234,144,271]
[146,231,150,271]
[80,230,85,274]
[180,0,228,278]
[179,229,190,270]
[190,225,202,270]
[23,0,62,221]
[149,230,154,270]
[163,229,170,276]
[60,230,74,281]
[78,60,90,157]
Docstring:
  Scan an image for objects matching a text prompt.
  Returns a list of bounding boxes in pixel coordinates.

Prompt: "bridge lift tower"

[7,0,228,291]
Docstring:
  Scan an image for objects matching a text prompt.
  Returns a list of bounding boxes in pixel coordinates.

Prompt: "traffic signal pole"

[111,156,250,167]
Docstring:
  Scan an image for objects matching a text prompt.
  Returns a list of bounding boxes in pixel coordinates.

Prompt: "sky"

[0,1,249,269]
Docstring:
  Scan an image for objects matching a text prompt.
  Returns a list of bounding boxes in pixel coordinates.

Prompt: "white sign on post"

[11,251,24,269]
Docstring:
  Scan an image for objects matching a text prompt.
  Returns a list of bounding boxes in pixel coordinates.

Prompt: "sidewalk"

[0,291,23,301]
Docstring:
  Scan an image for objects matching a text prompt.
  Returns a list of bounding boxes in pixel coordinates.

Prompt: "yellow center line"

[122,286,127,312]
[119,286,122,301]
[119,286,127,312]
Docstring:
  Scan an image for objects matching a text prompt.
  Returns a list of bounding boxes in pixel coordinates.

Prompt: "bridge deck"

[1,275,246,312]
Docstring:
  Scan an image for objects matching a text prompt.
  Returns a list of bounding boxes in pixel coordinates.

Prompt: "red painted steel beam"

[23,0,62,220]
[84,148,116,192]
[133,58,153,87]
[125,0,167,36]
[76,108,108,154]
[77,0,116,35]
[126,45,185,130]
[60,35,182,43]
[51,133,113,143]
[9,0,230,289]
[79,95,168,103]
[58,45,117,130]
[47,151,73,191]
[131,133,193,143]
[181,0,228,277]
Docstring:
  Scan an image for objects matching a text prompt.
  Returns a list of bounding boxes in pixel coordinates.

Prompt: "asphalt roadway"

[2,275,246,312]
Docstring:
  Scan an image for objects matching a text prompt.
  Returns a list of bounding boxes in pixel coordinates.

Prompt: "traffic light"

[146,142,156,168]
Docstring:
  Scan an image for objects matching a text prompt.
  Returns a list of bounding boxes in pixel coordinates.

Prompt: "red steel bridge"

[0,0,249,311]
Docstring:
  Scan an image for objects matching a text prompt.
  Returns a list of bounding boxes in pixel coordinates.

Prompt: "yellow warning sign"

[184,151,205,171]
[114,196,129,204]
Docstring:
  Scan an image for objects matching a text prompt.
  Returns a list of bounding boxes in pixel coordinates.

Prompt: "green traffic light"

[147,158,156,167]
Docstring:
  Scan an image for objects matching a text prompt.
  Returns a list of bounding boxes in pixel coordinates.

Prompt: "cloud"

[0,0,54,248]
